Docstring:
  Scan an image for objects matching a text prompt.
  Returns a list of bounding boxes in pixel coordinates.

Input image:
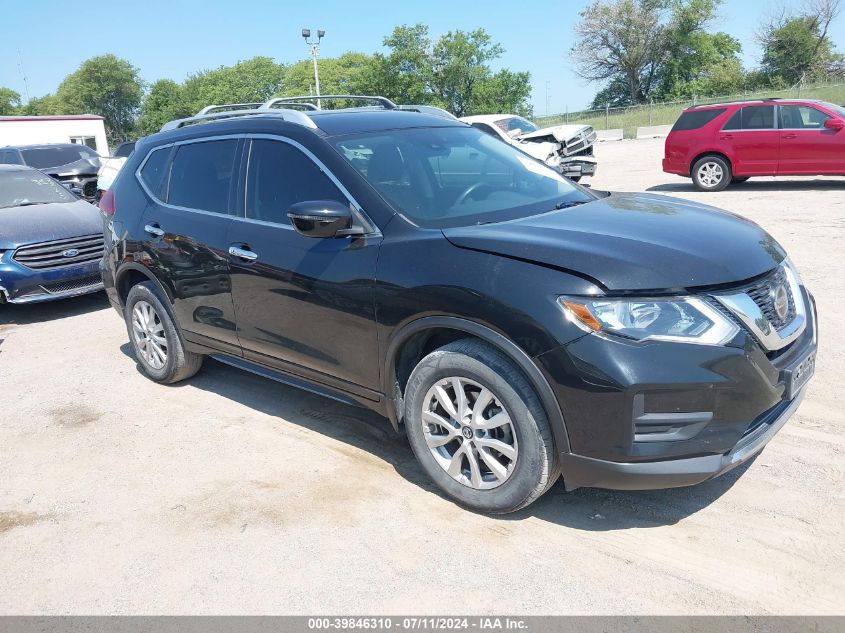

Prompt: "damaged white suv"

[460,114,597,182]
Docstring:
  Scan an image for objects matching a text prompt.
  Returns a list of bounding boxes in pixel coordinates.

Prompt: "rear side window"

[167,139,239,214]
[671,108,726,131]
[139,147,171,197]
[245,139,346,225]
[723,105,775,130]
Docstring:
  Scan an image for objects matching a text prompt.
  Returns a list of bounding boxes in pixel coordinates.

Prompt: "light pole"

[301,28,325,109]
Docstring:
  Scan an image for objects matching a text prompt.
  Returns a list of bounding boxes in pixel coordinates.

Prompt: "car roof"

[149,109,466,144]
[3,143,88,150]
[686,98,825,111]
[460,114,512,124]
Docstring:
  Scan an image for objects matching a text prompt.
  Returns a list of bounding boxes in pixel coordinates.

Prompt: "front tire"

[124,281,203,384]
[692,155,731,191]
[404,339,558,514]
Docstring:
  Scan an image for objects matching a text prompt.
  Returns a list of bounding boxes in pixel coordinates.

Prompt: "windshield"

[20,145,100,169]
[0,169,76,209]
[495,116,538,135]
[332,126,593,228]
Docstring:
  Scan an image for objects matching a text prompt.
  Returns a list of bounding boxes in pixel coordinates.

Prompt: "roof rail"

[267,95,397,110]
[160,106,318,132]
[688,97,797,109]
[197,103,264,115]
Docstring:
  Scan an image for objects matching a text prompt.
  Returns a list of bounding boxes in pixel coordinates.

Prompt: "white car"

[460,114,597,182]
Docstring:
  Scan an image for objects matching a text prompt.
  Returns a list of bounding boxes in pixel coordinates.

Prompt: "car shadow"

[114,350,753,529]
[648,179,845,193]
[0,291,110,326]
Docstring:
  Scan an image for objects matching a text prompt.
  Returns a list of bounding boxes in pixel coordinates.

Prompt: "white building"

[0,115,109,156]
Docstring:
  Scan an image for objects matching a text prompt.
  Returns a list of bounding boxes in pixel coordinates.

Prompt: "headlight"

[559,296,739,345]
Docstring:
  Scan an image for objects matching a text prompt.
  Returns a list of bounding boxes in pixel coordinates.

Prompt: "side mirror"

[287,200,356,238]
[824,118,844,131]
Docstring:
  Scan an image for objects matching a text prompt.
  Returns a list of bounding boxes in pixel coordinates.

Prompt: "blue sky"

[1,0,841,114]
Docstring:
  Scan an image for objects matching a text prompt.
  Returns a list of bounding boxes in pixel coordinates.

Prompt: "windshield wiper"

[553,200,588,210]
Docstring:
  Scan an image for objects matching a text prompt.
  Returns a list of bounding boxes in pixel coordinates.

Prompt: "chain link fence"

[534,79,845,139]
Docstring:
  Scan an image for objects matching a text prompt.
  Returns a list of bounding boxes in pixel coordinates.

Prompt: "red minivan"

[663,99,845,191]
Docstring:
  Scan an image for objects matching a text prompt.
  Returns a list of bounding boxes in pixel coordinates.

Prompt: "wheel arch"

[690,150,733,174]
[383,316,571,453]
[114,262,175,308]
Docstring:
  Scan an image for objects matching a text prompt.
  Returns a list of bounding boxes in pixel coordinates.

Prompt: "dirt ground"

[0,137,842,615]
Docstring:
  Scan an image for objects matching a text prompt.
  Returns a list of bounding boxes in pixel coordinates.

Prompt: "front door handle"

[144,223,164,237]
[782,133,798,140]
[228,245,258,261]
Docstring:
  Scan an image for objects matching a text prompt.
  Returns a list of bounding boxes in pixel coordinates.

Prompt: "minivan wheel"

[692,155,731,191]
[404,339,558,514]
[124,281,203,384]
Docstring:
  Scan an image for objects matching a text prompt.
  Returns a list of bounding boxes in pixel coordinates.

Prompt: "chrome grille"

[13,234,104,270]
[744,267,796,331]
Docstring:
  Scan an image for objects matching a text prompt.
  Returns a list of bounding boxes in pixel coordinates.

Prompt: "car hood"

[517,124,592,143]
[442,192,785,292]
[41,157,102,177]
[0,199,102,249]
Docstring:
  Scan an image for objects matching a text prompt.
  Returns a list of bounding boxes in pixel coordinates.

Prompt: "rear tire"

[124,281,203,384]
[404,339,558,514]
[692,155,731,192]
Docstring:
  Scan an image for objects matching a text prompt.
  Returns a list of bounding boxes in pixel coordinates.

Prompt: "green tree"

[758,0,843,85]
[576,0,744,106]
[0,87,21,115]
[573,0,669,106]
[180,56,285,115]
[362,24,531,116]
[56,55,143,143]
[17,94,62,116]
[137,79,189,136]
[656,0,744,99]
[281,52,372,98]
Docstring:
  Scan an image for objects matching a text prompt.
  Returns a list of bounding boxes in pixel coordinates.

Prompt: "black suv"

[100,96,817,513]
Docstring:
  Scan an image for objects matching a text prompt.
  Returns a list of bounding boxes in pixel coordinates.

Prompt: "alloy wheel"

[131,300,168,370]
[421,377,518,490]
[697,161,724,188]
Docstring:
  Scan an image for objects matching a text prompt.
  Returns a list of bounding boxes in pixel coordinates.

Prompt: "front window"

[332,126,593,228]
[20,145,100,169]
[780,105,831,129]
[0,169,76,209]
[494,116,538,136]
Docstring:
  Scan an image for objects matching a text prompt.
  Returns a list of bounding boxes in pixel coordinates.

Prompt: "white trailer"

[0,115,109,156]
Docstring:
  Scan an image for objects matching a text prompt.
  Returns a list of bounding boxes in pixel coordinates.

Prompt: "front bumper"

[559,389,804,490]
[0,256,103,304]
[536,288,817,491]
[558,157,597,179]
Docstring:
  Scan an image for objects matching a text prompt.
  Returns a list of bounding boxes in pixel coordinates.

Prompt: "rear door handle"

[720,134,733,140]
[782,133,798,139]
[228,245,258,261]
[144,223,164,237]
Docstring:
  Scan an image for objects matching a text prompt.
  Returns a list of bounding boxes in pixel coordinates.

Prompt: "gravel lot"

[1,137,842,615]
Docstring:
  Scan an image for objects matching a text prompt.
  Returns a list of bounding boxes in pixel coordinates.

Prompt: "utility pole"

[17,48,30,103]
[545,81,551,117]
[301,28,325,109]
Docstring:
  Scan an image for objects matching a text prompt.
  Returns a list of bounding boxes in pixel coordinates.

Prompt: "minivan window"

[671,108,726,131]
[139,147,171,197]
[780,105,831,129]
[246,139,347,225]
[332,126,593,228]
[723,105,775,130]
[167,139,238,214]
